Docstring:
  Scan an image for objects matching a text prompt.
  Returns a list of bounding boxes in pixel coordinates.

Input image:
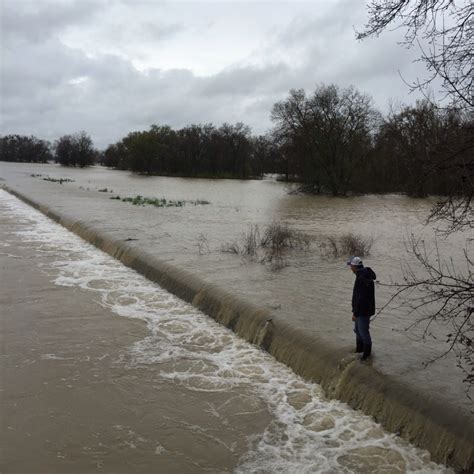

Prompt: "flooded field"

[0,186,452,473]
[1,162,472,470]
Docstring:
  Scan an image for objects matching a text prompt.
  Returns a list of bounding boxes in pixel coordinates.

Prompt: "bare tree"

[358,0,473,230]
[381,235,473,400]
[357,0,473,108]
[271,84,377,196]
[359,1,473,394]
[376,100,472,199]
[54,131,96,168]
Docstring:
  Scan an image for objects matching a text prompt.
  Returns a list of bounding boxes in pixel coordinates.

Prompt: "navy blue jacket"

[352,266,376,317]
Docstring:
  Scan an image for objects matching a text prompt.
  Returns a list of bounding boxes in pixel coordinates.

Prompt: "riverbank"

[1,163,472,471]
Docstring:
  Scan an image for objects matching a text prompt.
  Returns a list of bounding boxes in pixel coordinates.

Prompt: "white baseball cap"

[347,256,363,266]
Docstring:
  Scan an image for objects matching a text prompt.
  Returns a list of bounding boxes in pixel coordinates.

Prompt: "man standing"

[347,256,377,361]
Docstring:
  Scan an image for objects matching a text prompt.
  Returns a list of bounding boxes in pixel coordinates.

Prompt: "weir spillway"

[1,162,472,471]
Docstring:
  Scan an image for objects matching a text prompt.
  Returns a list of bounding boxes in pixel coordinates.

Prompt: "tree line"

[100,123,274,179]
[0,134,53,163]
[1,84,471,198]
[0,131,96,168]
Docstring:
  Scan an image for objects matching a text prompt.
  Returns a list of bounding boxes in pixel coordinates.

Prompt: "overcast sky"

[1,0,432,148]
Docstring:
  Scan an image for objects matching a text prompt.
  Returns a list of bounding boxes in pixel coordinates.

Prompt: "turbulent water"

[0,188,453,473]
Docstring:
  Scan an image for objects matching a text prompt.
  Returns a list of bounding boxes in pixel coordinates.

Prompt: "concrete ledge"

[4,185,473,472]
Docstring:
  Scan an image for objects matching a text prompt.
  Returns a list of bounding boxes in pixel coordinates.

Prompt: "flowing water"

[0,186,453,472]
[2,163,470,392]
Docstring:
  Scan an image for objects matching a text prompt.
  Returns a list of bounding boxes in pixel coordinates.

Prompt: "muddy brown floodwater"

[0,171,455,472]
[0,163,470,416]
[0,195,273,473]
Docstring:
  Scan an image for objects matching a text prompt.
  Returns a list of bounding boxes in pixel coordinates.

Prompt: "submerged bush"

[261,222,310,250]
[221,221,310,270]
[322,233,374,258]
[195,233,211,255]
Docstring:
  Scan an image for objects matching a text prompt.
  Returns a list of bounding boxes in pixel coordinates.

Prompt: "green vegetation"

[42,177,74,184]
[110,195,210,208]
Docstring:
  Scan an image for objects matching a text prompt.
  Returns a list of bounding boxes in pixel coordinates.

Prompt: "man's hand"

[352,314,357,322]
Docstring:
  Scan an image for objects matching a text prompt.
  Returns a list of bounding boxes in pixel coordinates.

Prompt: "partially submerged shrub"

[242,225,260,257]
[196,233,211,255]
[220,241,241,254]
[322,233,374,258]
[261,222,310,251]
[221,221,310,270]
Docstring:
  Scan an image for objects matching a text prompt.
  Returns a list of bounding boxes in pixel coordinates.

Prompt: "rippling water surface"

[0,188,452,473]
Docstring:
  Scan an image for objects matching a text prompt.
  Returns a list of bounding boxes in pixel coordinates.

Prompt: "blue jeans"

[354,315,372,354]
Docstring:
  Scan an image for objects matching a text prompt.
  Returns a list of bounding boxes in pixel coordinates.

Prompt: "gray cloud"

[0,0,433,149]
[201,63,291,97]
[1,0,103,43]
[140,21,183,42]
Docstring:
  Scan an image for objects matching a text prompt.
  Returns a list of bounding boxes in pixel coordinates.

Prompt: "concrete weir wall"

[5,186,473,473]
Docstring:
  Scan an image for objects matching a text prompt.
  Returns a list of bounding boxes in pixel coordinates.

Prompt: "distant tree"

[149,125,178,174]
[250,134,281,177]
[271,84,377,195]
[271,89,314,186]
[176,124,215,177]
[75,132,96,168]
[102,142,127,169]
[54,132,96,168]
[379,100,440,196]
[0,135,52,163]
[54,135,75,166]
[369,101,470,197]
[217,122,253,178]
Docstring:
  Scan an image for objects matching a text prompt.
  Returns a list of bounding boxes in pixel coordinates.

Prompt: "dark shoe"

[359,354,370,361]
[362,343,372,358]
